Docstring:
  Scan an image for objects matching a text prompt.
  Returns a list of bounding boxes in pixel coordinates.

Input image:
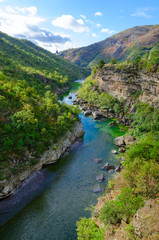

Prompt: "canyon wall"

[96,65,159,108]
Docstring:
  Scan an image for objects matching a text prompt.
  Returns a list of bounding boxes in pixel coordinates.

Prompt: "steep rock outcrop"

[96,65,159,108]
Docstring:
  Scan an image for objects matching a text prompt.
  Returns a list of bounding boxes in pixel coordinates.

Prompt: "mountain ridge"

[59,25,159,67]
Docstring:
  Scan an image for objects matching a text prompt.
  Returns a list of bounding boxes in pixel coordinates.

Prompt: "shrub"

[76,217,105,240]
[99,187,144,225]
[127,142,153,161]
[98,59,106,69]
[110,58,117,64]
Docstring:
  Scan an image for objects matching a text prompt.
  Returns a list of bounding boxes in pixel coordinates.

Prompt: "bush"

[98,59,106,69]
[99,187,144,225]
[76,217,105,240]
[127,142,153,161]
[110,58,117,64]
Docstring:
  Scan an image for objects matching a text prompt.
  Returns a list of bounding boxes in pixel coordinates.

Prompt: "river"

[0,80,124,240]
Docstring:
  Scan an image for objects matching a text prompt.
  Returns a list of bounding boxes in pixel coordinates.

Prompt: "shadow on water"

[0,80,125,240]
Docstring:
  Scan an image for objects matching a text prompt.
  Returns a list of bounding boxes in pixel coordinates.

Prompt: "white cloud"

[52,14,89,33]
[95,12,103,16]
[0,6,70,52]
[0,6,44,36]
[80,15,86,19]
[101,28,114,35]
[131,7,154,18]
[0,0,4,2]
[92,33,97,37]
[96,23,101,27]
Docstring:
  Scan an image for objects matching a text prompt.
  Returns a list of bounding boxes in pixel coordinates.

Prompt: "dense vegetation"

[76,59,159,239]
[0,32,89,181]
[0,31,90,94]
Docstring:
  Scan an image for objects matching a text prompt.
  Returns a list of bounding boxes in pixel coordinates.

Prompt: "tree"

[98,59,106,69]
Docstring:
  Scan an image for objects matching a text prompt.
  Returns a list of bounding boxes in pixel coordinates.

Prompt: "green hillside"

[0,32,89,181]
[0,31,90,94]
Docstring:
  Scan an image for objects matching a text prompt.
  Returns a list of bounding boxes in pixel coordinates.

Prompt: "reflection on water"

[0,80,122,240]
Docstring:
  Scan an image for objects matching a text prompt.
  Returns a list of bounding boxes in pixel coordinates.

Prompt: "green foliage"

[110,58,117,64]
[124,224,136,240]
[105,179,114,193]
[98,92,117,109]
[99,187,144,225]
[0,31,90,94]
[78,76,119,110]
[76,217,105,240]
[130,103,159,136]
[92,66,98,75]
[127,142,153,161]
[123,133,159,198]
[98,59,106,69]
[0,32,88,179]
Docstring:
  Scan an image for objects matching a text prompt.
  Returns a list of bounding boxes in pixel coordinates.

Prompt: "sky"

[0,0,158,53]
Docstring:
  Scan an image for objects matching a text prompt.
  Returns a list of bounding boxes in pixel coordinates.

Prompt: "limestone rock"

[93,184,104,193]
[92,158,102,164]
[101,163,115,171]
[114,136,125,146]
[96,174,104,182]
[84,111,92,116]
[112,150,117,154]
[119,147,126,153]
[115,164,122,172]
[92,111,105,120]
[124,136,136,145]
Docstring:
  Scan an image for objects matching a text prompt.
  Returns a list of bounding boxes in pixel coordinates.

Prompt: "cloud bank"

[0,6,71,52]
[52,14,89,33]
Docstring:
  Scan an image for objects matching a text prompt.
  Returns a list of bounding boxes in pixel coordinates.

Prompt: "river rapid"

[0,80,123,240]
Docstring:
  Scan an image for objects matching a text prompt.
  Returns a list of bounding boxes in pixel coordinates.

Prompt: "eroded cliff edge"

[0,121,84,199]
[96,64,159,108]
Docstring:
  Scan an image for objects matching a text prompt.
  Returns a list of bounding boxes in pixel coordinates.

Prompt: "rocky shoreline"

[0,121,84,199]
[73,94,132,126]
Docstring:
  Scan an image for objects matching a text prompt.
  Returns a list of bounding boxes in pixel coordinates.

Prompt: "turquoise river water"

[0,80,124,240]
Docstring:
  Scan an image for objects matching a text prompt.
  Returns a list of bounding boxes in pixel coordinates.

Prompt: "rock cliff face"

[0,122,84,199]
[96,65,159,108]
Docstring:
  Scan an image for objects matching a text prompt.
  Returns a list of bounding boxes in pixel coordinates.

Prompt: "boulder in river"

[101,163,115,171]
[68,96,72,99]
[93,184,104,193]
[92,158,102,164]
[92,111,106,120]
[108,169,115,174]
[84,111,92,116]
[114,136,125,147]
[96,174,104,182]
[111,150,117,154]
[119,147,126,153]
[115,165,122,172]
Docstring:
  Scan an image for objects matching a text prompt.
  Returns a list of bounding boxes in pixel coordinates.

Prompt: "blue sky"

[0,0,158,52]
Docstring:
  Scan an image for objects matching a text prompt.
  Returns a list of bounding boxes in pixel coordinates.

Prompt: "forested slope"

[0,32,89,181]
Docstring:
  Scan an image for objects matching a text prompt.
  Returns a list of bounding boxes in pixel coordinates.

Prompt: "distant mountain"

[0,31,90,93]
[59,25,159,67]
